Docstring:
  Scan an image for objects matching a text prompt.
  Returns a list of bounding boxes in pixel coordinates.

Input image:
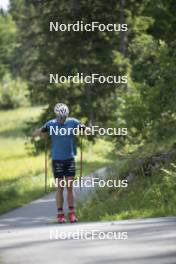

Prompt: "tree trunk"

[119,0,126,56]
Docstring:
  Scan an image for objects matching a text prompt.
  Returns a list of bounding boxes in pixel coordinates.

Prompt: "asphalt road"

[0,167,176,264]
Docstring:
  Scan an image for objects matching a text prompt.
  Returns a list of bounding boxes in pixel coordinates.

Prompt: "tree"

[10,0,176,149]
[10,0,129,125]
[0,12,17,78]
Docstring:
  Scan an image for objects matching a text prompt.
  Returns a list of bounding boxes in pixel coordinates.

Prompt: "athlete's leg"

[56,178,65,210]
[66,176,77,223]
[65,158,76,209]
[65,176,74,209]
[56,178,66,223]
[52,160,65,219]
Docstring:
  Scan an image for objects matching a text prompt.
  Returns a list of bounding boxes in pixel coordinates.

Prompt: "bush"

[0,74,29,109]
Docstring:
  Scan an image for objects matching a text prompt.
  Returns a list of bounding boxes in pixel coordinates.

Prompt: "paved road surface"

[0,167,176,264]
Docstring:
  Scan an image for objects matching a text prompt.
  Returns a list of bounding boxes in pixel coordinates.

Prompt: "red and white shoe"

[57,213,66,224]
[69,212,78,223]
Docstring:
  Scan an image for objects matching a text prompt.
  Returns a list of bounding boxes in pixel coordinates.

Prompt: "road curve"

[0,192,176,264]
[0,167,176,264]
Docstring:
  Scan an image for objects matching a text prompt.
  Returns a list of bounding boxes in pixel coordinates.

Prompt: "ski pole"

[44,137,48,193]
[80,135,83,192]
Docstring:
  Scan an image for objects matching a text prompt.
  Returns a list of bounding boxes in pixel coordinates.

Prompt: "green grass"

[76,138,115,176]
[0,107,45,213]
[0,107,115,214]
[78,139,176,221]
[0,107,44,182]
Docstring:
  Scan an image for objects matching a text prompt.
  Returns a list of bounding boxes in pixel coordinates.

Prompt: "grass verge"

[78,138,176,221]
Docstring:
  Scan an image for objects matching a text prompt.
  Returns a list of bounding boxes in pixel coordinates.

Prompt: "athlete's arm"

[32,127,48,139]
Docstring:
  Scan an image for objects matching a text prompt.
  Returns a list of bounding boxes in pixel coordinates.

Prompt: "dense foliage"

[1,0,176,144]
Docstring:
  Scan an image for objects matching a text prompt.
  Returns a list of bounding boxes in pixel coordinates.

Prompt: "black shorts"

[52,158,76,178]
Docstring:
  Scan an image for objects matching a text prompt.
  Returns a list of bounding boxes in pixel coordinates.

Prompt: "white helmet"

[54,103,69,118]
